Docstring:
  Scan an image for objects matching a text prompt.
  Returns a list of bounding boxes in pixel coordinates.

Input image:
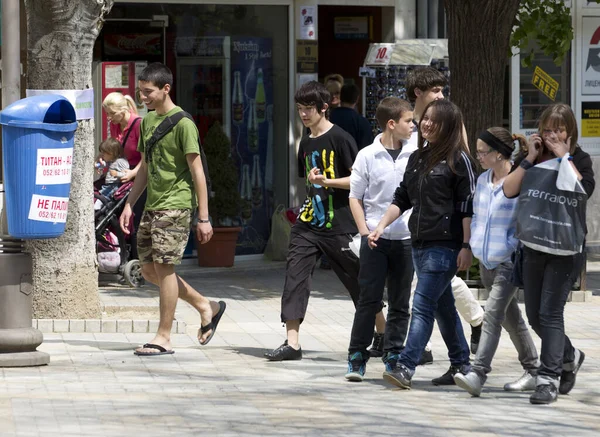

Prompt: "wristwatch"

[461,242,471,250]
[198,219,210,223]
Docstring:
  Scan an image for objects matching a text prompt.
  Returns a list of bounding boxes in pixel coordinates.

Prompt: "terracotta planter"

[196,227,241,267]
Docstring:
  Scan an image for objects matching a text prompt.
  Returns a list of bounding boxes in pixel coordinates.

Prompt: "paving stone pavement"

[1,260,599,437]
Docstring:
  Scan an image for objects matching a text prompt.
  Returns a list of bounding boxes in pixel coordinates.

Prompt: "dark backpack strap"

[120,117,141,150]
[144,111,186,162]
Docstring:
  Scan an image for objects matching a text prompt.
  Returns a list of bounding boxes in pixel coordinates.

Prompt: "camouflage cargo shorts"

[137,209,192,265]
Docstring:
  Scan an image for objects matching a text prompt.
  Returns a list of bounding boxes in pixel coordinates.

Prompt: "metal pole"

[0,0,50,367]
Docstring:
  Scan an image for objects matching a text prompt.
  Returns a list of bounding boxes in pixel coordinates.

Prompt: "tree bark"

[24,0,114,318]
[443,0,521,153]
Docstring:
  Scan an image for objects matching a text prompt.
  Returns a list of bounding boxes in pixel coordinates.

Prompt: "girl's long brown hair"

[418,99,469,174]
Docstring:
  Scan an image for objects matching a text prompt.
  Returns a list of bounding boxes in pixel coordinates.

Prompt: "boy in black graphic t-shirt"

[265,81,384,361]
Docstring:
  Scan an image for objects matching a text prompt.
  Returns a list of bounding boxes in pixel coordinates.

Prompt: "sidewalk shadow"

[227,345,338,362]
[106,267,358,303]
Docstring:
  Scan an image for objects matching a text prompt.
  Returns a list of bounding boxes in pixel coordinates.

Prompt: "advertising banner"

[231,37,274,255]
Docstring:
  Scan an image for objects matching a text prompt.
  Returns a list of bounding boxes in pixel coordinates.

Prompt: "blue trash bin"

[0,95,78,239]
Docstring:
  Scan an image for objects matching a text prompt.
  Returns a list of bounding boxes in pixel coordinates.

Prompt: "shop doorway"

[318,5,391,113]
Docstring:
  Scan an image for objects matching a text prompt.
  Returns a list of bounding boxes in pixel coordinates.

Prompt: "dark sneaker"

[383,353,400,373]
[432,364,470,386]
[559,349,585,395]
[418,348,433,366]
[383,363,412,389]
[345,352,367,382]
[264,340,302,361]
[368,332,384,358]
[530,384,557,405]
[470,323,482,355]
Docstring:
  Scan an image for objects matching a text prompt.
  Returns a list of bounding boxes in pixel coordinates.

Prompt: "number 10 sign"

[365,43,394,66]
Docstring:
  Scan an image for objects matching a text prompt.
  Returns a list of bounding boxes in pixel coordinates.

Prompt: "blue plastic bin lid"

[0,94,78,132]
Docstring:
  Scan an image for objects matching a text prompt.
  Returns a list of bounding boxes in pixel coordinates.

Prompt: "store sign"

[175,36,227,57]
[104,34,161,56]
[334,17,369,40]
[296,40,318,74]
[582,102,600,137]
[583,17,600,95]
[532,66,558,100]
[365,44,394,66]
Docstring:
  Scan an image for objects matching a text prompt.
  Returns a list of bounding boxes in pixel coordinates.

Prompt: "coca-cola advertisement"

[104,33,162,57]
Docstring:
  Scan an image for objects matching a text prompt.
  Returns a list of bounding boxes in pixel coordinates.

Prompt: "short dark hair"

[340,84,360,105]
[375,97,412,130]
[138,62,173,89]
[406,67,447,102]
[295,81,331,113]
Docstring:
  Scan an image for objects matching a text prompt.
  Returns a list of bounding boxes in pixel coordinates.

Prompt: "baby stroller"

[94,181,144,287]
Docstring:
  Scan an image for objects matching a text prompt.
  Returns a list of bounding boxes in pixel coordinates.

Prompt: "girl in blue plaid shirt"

[454,127,539,398]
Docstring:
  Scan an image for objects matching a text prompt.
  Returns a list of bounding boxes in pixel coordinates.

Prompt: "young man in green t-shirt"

[120,62,226,356]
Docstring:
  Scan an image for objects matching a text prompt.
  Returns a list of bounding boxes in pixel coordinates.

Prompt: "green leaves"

[510,0,578,67]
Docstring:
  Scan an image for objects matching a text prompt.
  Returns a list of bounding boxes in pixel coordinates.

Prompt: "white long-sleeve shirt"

[349,133,418,240]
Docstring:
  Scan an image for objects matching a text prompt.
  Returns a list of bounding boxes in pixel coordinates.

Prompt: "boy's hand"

[456,248,472,271]
[196,221,213,244]
[308,167,328,186]
[119,204,132,235]
[367,226,384,249]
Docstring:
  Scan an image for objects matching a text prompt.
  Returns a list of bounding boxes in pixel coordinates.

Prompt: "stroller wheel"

[124,260,144,288]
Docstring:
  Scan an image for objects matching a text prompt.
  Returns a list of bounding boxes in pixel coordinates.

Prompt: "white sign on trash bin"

[35,148,73,185]
[28,194,69,223]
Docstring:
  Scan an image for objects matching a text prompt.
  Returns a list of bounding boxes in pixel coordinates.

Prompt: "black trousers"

[281,225,361,323]
[522,247,576,380]
[348,237,413,357]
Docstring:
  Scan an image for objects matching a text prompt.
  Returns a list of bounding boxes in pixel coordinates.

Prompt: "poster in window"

[582,17,600,95]
[231,37,274,255]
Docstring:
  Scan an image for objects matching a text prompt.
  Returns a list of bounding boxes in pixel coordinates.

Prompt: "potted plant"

[195,121,241,267]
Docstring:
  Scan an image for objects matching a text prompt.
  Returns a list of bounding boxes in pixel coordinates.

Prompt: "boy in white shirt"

[345,98,417,381]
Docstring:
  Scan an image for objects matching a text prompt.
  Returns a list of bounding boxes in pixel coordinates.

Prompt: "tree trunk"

[24,0,114,318]
[444,0,521,153]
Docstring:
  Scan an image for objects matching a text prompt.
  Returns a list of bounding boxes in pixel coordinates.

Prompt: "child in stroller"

[94,138,129,210]
[94,170,144,288]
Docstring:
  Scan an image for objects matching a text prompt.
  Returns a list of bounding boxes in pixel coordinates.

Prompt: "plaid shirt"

[470,169,519,270]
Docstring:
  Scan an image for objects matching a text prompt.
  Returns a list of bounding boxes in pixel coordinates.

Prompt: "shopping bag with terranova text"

[516,157,588,256]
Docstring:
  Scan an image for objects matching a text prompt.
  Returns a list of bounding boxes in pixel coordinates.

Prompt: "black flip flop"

[134,343,175,356]
[199,301,226,345]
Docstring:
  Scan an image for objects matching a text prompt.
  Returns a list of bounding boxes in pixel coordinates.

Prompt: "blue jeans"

[398,246,470,372]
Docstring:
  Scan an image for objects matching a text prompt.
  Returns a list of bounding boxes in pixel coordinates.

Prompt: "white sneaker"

[503,371,536,392]
[454,371,483,397]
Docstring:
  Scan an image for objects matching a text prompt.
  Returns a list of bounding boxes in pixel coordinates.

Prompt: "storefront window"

[519,45,571,130]
[96,4,289,255]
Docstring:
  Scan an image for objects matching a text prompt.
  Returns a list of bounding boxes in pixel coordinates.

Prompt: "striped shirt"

[470,169,519,270]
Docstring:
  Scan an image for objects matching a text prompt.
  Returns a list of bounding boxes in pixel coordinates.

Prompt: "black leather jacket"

[392,148,476,248]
